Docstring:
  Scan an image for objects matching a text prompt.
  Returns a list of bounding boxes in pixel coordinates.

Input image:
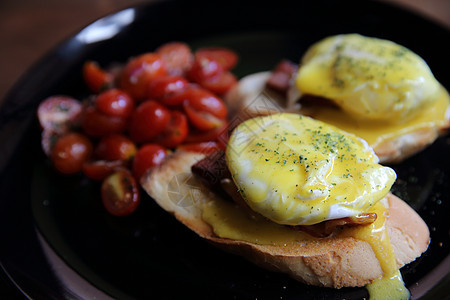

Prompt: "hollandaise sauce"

[340,201,410,300]
[201,197,409,300]
[306,86,450,149]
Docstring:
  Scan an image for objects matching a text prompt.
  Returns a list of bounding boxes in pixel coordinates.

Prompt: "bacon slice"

[266,59,298,94]
[292,213,377,238]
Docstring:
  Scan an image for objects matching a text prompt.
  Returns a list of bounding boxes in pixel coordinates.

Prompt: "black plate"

[1,0,449,299]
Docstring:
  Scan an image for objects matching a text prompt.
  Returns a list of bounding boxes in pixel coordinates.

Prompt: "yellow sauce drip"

[202,198,409,299]
[202,197,314,245]
[306,86,450,149]
[339,201,410,299]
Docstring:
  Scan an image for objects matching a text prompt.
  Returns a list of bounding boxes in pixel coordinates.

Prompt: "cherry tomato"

[37,96,82,133]
[147,75,189,101]
[95,134,137,161]
[196,71,237,95]
[160,84,199,107]
[132,144,167,180]
[96,89,134,118]
[81,106,128,138]
[82,61,114,93]
[182,89,227,131]
[177,141,221,154]
[51,133,93,174]
[184,121,229,144]
[82,160,126,181]
[156,42,194,76]
[101,169,140,216]
[156,111,189,148]
[119,53,168,100]
[195,48,238,71]
[128,101,171,143]
[187,55,223,82]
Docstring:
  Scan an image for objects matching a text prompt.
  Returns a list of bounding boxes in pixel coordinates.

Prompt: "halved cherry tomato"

[195,48,238,71]
[182,89,227,131]
[156,111,188,148]
[156,42,194,76]
[196,71,237,95]
[101,169,140,216]
[187,55,223,83]
[147,75,189,100]
[184,121,229,144]
[51,132,93,174]
[37,96,82,133]
[96,89,134,118]
[160,84,199,107]
[177,141,221,154]
[82,61,114,93]
[119,53,168,100]
[184,105,225,131]
[82,160,126,181]
[95,134,137,161]
[128,101,171,143]
[81,106,128,138]
[132,144,167,180]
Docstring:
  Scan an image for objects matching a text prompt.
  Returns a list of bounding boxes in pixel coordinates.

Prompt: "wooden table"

[0,0,449,105]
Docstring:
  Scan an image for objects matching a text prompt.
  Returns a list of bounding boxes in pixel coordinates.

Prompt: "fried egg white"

[225,113,396,226]
[295,34,442,122]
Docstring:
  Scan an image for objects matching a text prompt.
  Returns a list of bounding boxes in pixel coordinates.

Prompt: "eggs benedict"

[142,113,430,300]
[226,34,450,163]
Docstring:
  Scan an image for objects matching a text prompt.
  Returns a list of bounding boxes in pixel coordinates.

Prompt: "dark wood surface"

[0,0,449,105]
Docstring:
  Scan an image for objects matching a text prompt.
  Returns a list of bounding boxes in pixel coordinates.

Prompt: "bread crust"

[225,72,450,164]
[141,151,430,288]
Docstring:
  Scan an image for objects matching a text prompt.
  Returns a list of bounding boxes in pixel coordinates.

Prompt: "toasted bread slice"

[225,72,450,163]
[141,151,430,288]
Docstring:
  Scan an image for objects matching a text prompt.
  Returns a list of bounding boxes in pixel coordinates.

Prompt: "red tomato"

[195,48,238,71]
[196,71,237,95]
[128,101,171,143]
[101,169,140,216]
[182,89,227,131]
[82,160,126,181]
[177,141,221,154]
[51,133,93,174]
[156,42,194,76]
[187,55,223,82]
[119,53,168,100]
[184,121,229,144]
[160,84,199,107]
[81,106,128,138]
[132,144,167,180]
[147,75,189,100]
[82,61,114,93]
[96,89,134,118]
[156,111,189,148]
[37,96,82,133]
[95,134,137,161]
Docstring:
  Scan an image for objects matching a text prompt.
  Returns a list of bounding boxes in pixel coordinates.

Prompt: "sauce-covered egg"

[295,34,441,122]
[226,113,396,225]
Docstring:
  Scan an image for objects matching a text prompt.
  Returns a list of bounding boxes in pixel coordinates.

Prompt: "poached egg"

[225,113,396,225]
[294,34,450,149]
